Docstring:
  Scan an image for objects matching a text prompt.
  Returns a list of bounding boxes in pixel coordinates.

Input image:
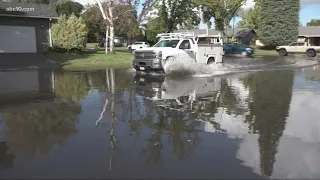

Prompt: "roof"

[174,28,255,38]
[0,2,59,19]
[299,26,320,37]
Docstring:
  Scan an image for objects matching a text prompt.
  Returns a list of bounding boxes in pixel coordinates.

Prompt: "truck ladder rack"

[156,32,196,39]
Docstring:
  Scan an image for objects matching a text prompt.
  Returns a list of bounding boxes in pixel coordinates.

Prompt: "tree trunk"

[109,24,115,54]
[105,25,109,54]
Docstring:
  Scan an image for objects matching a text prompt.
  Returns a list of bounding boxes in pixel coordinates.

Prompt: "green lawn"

[45,44,133,71]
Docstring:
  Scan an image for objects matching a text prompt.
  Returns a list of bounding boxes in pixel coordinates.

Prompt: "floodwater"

[1,58,320,179]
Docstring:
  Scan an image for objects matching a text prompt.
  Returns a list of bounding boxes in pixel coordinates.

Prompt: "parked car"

[276,42,320,57]
[128,42,150,50]
[223,42,254,57]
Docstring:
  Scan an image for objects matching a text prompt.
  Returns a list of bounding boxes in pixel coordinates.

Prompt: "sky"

[75,0,320,28]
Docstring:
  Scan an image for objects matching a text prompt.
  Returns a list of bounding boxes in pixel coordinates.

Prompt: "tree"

[146,17,168,42]
[307,19,320,26]
[51,14,88,51]
[113,4,141,39]
[194,0,246,41]
[258,0,300,47]
[81,4,105,43]
[54,0,84,17]
[96,0,154,54]
[151,0,201,32]
[237,1,261,30]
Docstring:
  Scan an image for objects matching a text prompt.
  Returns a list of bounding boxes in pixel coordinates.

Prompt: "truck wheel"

[207,57,215,64]
[307,49,316,57]
[162,57,175,66]
[279,49,288,56]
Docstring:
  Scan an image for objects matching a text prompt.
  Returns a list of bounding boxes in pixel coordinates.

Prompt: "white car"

[128,42,150,50]
[276,42,320,57]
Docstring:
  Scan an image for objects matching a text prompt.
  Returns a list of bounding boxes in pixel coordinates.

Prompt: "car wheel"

[207,57,215,64]
[307,49,316,57]
[279,49,288,56]
[241,51,248,57]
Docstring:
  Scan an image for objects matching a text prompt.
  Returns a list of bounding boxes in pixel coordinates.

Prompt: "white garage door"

[0,25,37,53]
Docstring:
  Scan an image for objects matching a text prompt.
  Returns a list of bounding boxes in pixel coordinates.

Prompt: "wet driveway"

[1,64,320,179]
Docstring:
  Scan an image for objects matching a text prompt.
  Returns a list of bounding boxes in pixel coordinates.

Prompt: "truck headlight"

[156,51,162,60]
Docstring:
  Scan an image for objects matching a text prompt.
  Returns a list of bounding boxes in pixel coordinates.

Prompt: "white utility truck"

[132,32,224,74]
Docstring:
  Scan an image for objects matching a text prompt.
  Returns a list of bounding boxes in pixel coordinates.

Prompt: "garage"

[0,25,37,53]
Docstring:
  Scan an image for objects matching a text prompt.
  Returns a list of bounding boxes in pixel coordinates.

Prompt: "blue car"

[223,43,254,57]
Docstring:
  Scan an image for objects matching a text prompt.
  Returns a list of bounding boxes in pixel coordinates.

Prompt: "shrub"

[51,14,88,52]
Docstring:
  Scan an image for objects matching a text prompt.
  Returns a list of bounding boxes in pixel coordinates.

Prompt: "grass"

[45,44,133,71]
[254,49,279,56]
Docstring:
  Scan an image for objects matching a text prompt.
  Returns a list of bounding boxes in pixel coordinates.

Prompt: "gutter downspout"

[49,18,53,47]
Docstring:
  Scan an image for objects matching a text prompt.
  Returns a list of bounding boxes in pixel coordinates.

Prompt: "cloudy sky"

[75,0,320,27]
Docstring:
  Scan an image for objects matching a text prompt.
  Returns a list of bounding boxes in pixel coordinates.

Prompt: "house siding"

[0,16,50,53]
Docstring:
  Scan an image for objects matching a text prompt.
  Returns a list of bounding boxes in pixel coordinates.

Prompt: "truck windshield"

[154,40,180,48]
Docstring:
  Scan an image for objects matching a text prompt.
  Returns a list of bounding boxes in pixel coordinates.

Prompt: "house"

[298,26,320,46]
[0,2,58,67]
[174,28,256,45]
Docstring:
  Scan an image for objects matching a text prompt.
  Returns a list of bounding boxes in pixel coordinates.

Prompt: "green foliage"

[153,0,201,32]
[113,4,141,38]
[81,4,105,43]
[146,17,168,42]
[53,0,84,17]
[194,0,245,35]
[51,14,88,51]
[307,19,320,26]
[258,0,300,47]
[237,3,261,30]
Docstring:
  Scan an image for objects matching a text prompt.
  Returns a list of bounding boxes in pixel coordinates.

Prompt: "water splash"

[163,56,319,77]
[163,57,241,77]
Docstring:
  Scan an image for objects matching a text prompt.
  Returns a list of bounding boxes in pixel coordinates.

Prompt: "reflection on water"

[0,66,320,178]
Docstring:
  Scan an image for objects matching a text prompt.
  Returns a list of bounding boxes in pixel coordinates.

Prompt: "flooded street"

[1,63,320,179]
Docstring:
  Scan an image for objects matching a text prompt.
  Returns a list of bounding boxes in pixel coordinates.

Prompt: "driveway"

[0,53,60,70]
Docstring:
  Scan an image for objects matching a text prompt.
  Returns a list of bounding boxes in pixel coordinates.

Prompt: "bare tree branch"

[96,0,111,22]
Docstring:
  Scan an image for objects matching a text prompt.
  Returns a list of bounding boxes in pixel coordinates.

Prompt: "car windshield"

[154,40,180,48]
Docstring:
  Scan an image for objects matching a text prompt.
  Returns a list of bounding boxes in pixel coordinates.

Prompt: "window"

[134,42,143,45]
[289,43,298,46]
[179,40,190,49]
[298,43,305,46]
[153,40,180,48]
